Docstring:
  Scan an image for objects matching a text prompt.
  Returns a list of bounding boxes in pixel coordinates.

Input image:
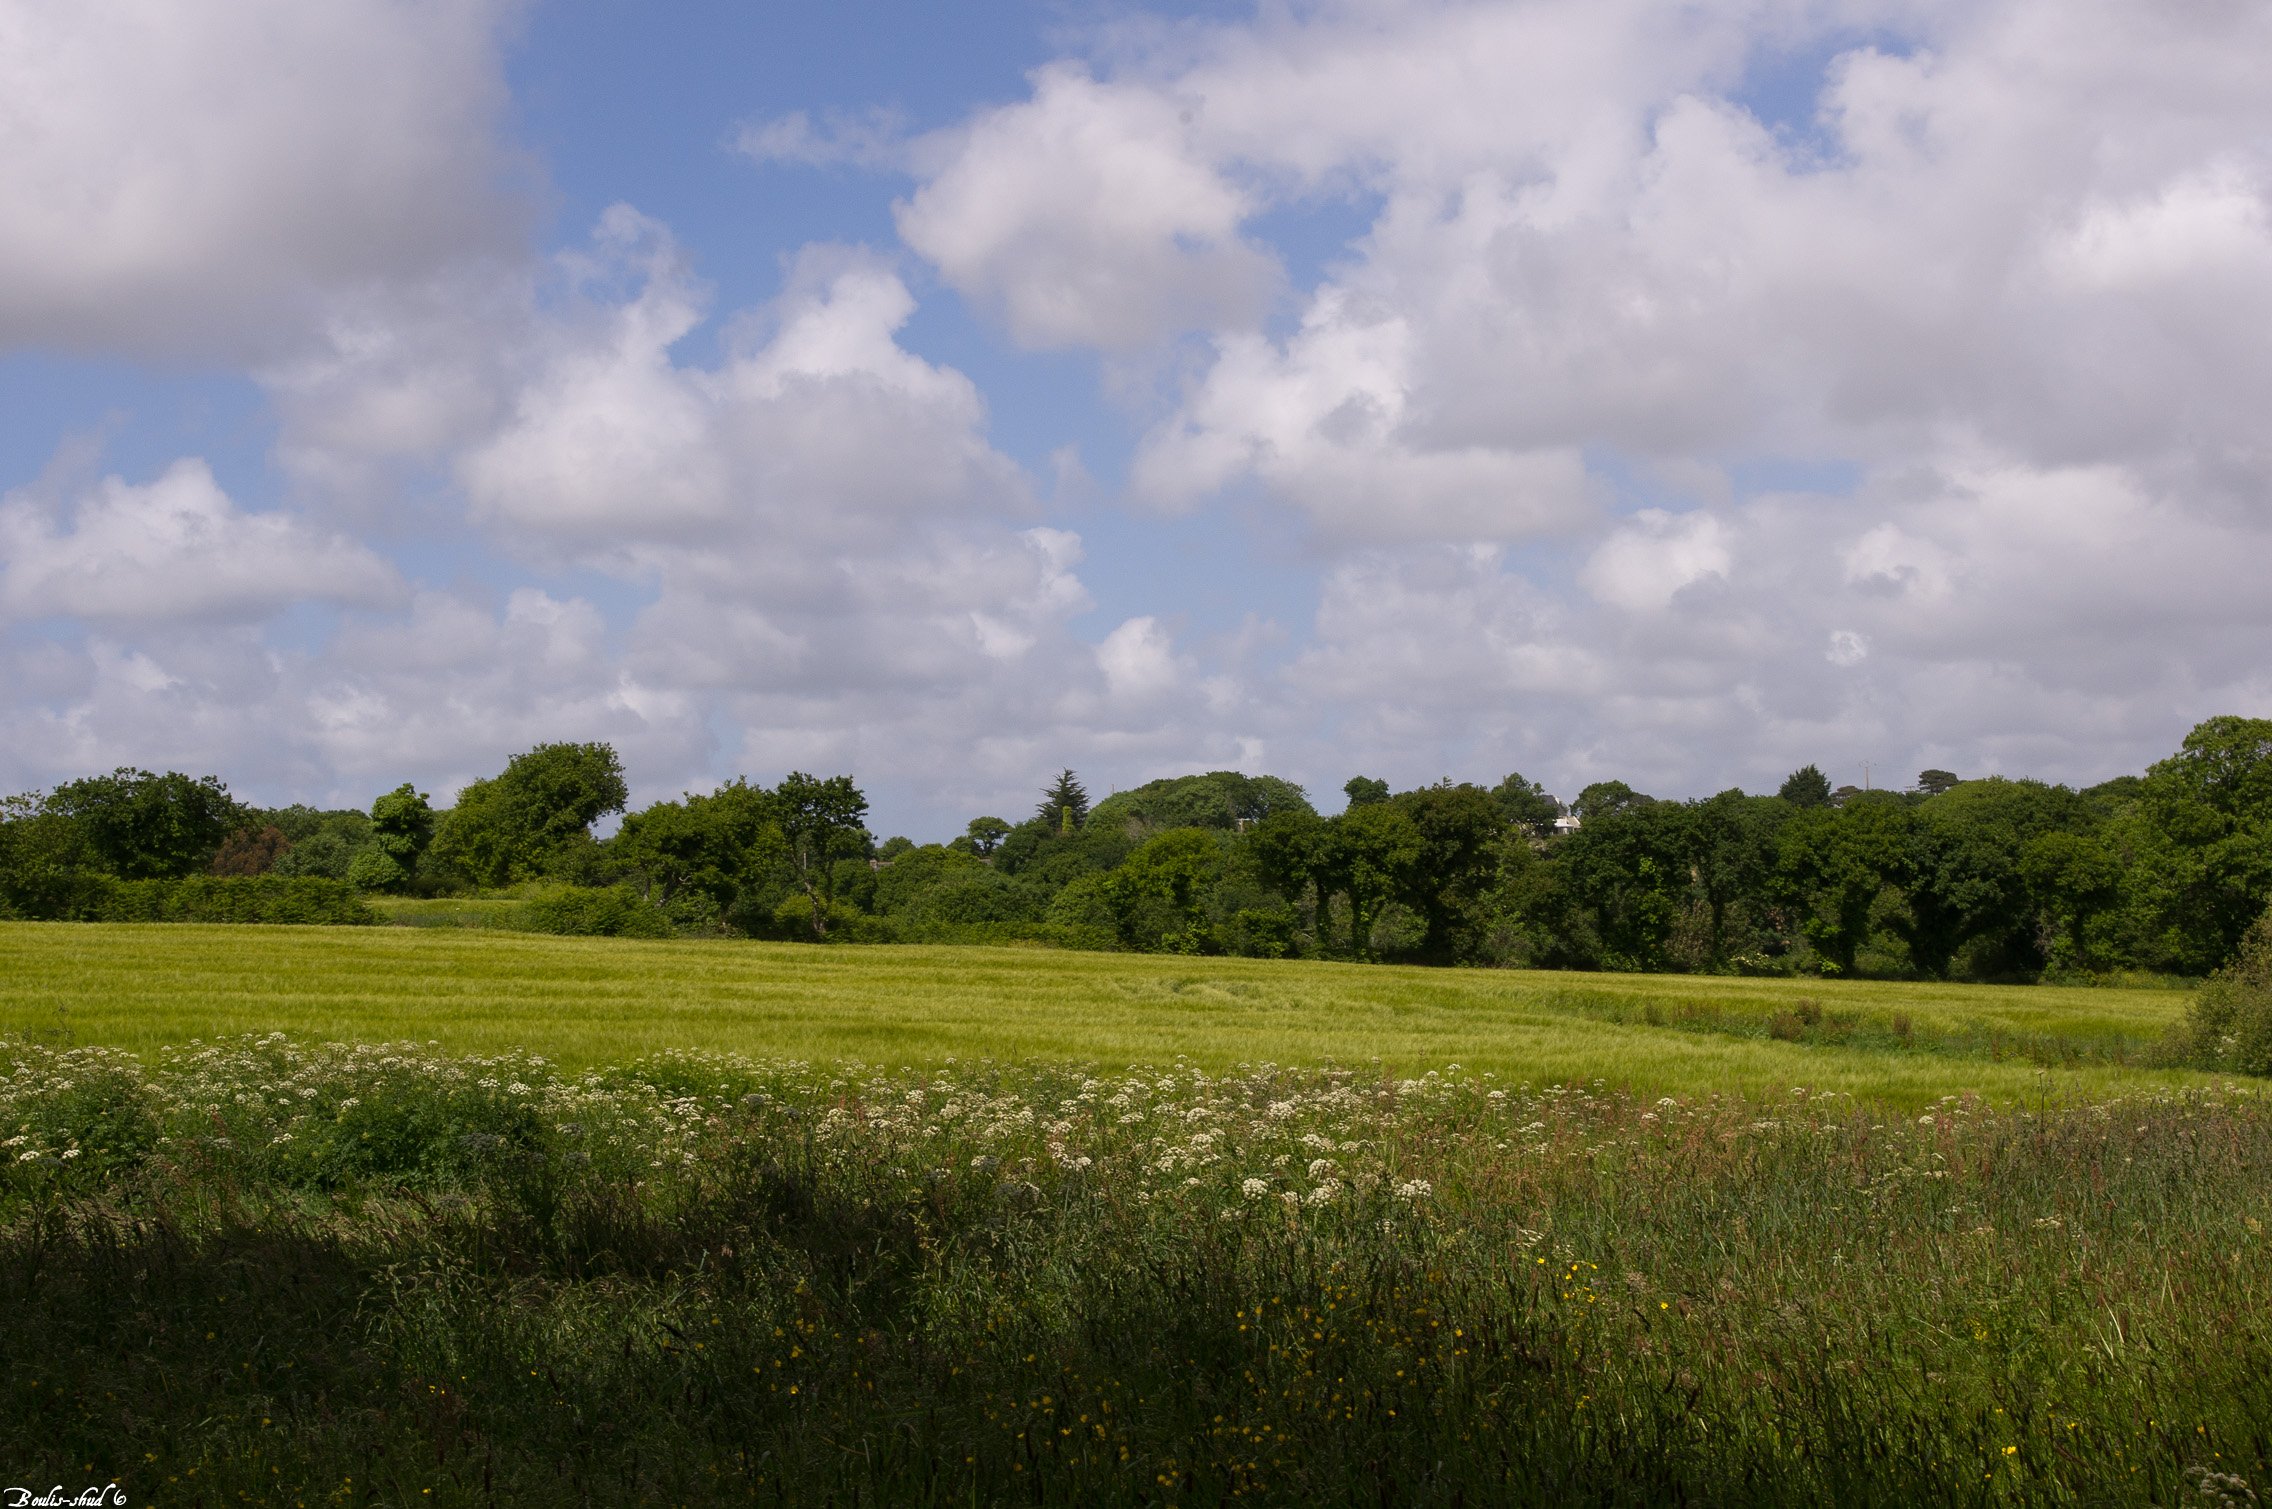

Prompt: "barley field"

[0,922,2209,1104]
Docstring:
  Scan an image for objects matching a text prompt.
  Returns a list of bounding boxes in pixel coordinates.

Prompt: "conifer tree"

[1037,770,1090,833]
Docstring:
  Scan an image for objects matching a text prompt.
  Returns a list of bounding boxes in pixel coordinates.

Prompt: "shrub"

[518,884,676,939]
[43,876,377,925]
[2185,907,2272,1075]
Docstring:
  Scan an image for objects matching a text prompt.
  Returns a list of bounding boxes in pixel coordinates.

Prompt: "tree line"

[3,717,2269,982]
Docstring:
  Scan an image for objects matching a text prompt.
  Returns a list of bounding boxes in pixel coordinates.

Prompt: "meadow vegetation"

[0,923,2216,1104]
[2,1034,2266,1504]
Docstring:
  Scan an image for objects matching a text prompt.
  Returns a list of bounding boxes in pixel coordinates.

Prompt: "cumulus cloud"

[914,0,2272,491]
[0,459,401,625]
[1580,510,1732,614]
[1095,615,1183,700]
[870,0,2272,800]
[3,207,1202,824]
[0,0,527,356]
[896,65,1281,349]
[11,0,2272,830]
[1130,288,1596,540]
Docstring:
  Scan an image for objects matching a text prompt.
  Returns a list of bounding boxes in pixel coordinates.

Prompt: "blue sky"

[3,0,2268,838]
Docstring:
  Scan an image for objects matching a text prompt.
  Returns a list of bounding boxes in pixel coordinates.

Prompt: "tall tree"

[1342,776,1390,808]
[430,742,629,887]
[1778,765,1834,808]
[613,779,781,920]
[1037,770,1090,833]
[1572,780,1649,820]
[1686,789,1779,968]
[347,783,435,892]
[43,768,247,880]
[964,816,1012,856]
[2127,716,2272,971]
[1393,782,1512,962]
[1489,773,1561,836]
[1555,801,1689,971]
[775,772,871,938]
[1773,798,1912,973]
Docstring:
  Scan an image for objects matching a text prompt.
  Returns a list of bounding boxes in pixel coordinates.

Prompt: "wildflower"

[1241,1178,1269,1200]
[1393,1179,1433,1202]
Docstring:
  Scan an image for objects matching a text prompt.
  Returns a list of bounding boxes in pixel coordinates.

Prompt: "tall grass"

[3,1035,2266,1504]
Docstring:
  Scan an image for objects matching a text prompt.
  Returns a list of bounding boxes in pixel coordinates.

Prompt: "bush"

[518,884,676,939]
[2185,907,2272,1075]
[905,872,1042,926]
[34,876,377,925]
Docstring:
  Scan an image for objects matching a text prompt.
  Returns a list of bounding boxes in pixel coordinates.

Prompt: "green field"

[0,921,2209,1104]
[5,923,2265,1503]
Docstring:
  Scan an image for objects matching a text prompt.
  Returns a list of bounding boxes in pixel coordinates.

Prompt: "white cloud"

[2051,160,2272,290]
[1131,288,1596,540]
[896,65,1280,349]
[8,208,1193,823]
[0,0,526,356]
[0,459,401,625]
[734,108,910,171]
[11,0,2272,832]
[867,0,2272,803]
[396,213,1038,554]
[1095,615,1182,700]
[1580,509,1731,613]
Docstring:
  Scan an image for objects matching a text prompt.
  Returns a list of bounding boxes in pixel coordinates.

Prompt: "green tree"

[0,791,103,917]
[1773,798,1913,974]
[1902,779,2093,979]
[1342,776,1390,809]
[1554,801,1690,971]
[347,783,435,893]
[1572,780,1649,820]
[1392,782,1512,963]
[774,772,871,939]
[2125,717,2272,972]
[1098,828,1228,952]
[1086,772,1313,836]
[1779,765,1833,808]
[1916,769,1961,796]
[1489,773,1561,836]
[613,779,782,925]
[1331,802,1426,960]
[964,816,1012,856]
[44,768,248,879]
[268,815,370,881]
[430,743,628,888]
[1037,770,1090,834]
[1686,789,1780,968]
[2019,829,2122,973]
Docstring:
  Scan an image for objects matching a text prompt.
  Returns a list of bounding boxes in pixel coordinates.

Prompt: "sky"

[3,0,2269,840]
